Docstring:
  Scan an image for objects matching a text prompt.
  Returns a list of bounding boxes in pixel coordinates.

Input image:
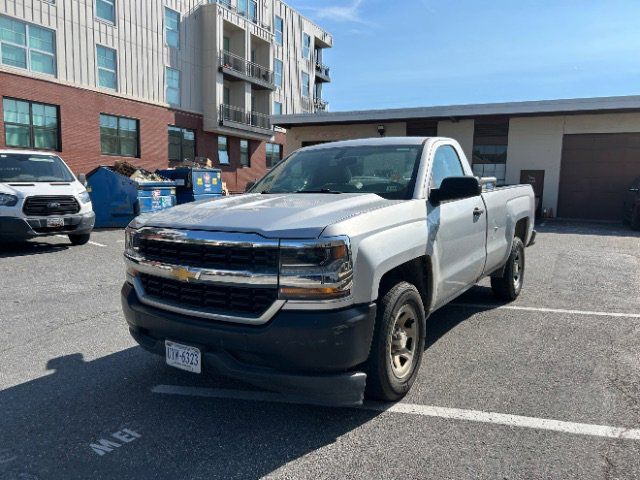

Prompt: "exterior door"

[428,145,487,306]
[520,170,545,218]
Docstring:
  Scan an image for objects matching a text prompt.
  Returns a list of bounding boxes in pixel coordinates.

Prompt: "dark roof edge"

[273,95,640,127]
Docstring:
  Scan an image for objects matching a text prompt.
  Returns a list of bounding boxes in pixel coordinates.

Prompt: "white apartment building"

[0,0,333,191]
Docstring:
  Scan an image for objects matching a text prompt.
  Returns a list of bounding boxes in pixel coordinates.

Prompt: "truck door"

[427,145,487,305]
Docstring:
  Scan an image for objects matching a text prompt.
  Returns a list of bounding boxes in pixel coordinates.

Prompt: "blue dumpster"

[86,166,177,228]
[156,167,223,204]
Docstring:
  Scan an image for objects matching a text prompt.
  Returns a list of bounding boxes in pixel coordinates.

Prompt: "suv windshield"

[250,144,424,200]
[0,153,75,182]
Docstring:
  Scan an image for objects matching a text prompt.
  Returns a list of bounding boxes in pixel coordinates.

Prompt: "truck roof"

[301,136,436,151]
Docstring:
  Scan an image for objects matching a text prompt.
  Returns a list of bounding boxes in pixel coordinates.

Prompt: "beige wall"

[437,119,475,160]
[285,122,407,153]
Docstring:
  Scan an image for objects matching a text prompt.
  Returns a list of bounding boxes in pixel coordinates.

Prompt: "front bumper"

[121,282,376,405]
[0,212,95,241]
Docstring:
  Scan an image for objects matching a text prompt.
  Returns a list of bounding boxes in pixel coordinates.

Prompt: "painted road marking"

[89,428,142,456]
[152,385,640,441]
[451,303,640,319]
[54,234,106,247]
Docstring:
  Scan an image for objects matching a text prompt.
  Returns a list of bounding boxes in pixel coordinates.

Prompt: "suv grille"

[138,238,279,271]
[23,196,80,216]
[139,273,277,316]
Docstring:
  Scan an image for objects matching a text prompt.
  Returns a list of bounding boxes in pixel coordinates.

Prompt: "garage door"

[558,133,640,220]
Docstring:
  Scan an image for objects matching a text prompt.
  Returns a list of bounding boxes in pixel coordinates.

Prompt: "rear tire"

[491,237,525,301]
[69,233,91,246]
[365,281,426,402]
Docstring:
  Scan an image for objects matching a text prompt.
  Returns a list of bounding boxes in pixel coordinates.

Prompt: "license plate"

[46,217,64,228]
[165,340,201,374]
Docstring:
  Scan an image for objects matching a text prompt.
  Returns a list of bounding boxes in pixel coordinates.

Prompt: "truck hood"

[142,193,401,238]
[0,181,84,198]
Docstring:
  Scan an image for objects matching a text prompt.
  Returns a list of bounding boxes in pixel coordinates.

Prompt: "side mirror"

[77,173,87,187]
[430,176,481,203]
[245,181,256,192]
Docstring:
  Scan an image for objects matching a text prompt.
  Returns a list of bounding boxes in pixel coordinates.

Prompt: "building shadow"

[537,219,640,238]
[0,348,382,480]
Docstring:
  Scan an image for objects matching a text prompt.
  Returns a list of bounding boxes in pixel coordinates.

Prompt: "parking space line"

[152,385,640,441]
[54,234,107,247]
[451,303,640,319]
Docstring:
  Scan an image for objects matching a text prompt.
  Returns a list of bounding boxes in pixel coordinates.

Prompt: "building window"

[96,0,116,24]
[237,0,247,16]
[301,72,310,97]
[266,143,282,168]
[0,16,56,75]
[273,101,282,116]
[302,33,311,59]
[240,139,249,167]
[218,135,229,165]
[166,67,180,106]
[472,118,509,185]
[274,59,283,88]
[274,16,283,46]
[2,97,60,150]
[165,7,180,49]
[99,114,139,157]
[96,45,117,90]
[168,126,195,162]
[249,0,258,23]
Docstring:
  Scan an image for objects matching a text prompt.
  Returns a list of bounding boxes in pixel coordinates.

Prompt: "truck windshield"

[0,153,75,182]
[251,144,424,200]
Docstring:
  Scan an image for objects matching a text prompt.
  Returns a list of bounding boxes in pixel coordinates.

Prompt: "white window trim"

[95,44,118,91]
[164,7,180,49]
[302,32,311,60]
[274,15,283,45]
[274,58,283,89]
[95,0,117,25]
[301,71,310,98]
[0,16,57,77]
[165,67,181,107]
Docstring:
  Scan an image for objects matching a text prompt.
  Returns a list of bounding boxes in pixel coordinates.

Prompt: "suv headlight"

[78,191,91,204]
[279,237,353,300]
[0,193,18,207]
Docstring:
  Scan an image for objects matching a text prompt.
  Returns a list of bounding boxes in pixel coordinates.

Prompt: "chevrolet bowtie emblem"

[171,267,199,282]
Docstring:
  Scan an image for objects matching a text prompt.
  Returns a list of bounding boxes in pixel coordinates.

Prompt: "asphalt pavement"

[1,221,639,479]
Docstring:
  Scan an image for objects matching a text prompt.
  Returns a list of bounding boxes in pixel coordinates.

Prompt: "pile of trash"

[112,160,167,182]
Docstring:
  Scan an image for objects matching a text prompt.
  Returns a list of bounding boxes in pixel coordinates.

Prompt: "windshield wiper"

[295,189,342,194]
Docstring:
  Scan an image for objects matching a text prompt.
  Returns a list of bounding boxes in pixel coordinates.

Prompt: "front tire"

[491,237,525,301]
[69,233,91,246]
[365,281,426,402]
[631,206,640,231]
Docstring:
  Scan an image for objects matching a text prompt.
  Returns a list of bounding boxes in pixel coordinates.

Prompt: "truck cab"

[0,150,95,244]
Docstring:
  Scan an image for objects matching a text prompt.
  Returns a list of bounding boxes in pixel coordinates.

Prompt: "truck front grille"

[23,196,80,216]
[139,273,278,317]
[138,238,279,271]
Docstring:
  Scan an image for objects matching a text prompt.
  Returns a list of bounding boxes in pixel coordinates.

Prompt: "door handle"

[473,207,485,216]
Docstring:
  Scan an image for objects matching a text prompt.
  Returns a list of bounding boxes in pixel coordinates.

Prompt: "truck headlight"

[279,237,353,300]
[0,193,18,207]
[124,227,141,258]
[78,191,91,204]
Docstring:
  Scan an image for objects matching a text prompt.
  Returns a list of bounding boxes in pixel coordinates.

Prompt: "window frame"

[0,16,57,76]
[301,71,310,98]
[217,135,229,165]
[274,15,283,45]
[265,142,282,169]
[96,44,118,90]
[164,7,180,49]
[165,67,181,106]
[95,0,116,25]
[273,101,283,116]
[302,32,311,59]
[2,96,61,151]
[168,125,196,162]
[274,59,283,88]
[239,139,250,167]
[99,113,140,158]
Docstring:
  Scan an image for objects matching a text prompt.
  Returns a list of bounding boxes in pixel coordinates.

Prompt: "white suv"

[0,150,95,245]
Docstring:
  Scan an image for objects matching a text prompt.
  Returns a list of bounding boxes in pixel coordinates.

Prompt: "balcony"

[219,51,275,90]
[313,98,329,112]
[219,104,272,134]
[314,62,331,83]
[213,0,271,31]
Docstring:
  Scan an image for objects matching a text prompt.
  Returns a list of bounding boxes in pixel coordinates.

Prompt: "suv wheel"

[491,237,525,301]
[365,281,426,402]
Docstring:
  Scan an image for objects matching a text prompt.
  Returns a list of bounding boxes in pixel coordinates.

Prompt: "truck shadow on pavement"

[0,348,382,480]
[0,240,68,258]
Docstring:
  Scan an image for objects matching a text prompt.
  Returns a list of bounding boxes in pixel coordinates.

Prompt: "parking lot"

[1,221,639,480]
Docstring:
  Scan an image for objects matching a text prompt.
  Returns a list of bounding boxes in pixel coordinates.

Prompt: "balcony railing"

[213,0,270,31]
[219,50,274,88]
[315,62,331,79]
[313,97,329,112]
[220,104,272,131]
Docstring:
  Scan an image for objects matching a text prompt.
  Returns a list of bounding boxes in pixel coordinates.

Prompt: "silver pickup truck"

[121,137,535,405]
